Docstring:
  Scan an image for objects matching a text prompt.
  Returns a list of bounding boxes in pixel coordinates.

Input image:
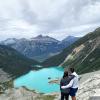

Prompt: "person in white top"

[61,68,79,100]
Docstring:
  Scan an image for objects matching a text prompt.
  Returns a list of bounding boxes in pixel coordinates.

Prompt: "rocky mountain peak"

[31,35,59,43]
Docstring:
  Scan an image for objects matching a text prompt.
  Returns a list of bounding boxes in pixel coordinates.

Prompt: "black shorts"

[69,88,78,96]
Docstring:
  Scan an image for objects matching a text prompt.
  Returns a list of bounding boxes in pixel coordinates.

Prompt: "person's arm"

[61,79,74,89]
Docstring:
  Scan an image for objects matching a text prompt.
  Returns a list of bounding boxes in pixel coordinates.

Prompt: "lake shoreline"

[14,67,64,93]
[1,70,100,100]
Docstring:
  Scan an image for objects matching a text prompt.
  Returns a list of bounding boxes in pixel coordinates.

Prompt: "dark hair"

[63,71,68,78]
[69,67,75,73]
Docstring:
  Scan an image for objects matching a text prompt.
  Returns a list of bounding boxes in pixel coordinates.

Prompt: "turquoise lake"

[14,67,64,93]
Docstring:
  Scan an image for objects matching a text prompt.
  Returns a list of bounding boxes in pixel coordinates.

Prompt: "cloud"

[0,0,100,41]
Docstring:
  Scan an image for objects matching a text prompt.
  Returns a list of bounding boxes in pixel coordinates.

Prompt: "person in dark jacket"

[60,71,75,100]
[61,68,79,100]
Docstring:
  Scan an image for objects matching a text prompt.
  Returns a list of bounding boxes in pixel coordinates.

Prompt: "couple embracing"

[60,68,79,100]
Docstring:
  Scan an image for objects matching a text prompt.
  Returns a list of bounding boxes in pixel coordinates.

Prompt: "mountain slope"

[0,45,39,78]
[1,35,79,62]
[42,28,100,74]
[59,36,80,48]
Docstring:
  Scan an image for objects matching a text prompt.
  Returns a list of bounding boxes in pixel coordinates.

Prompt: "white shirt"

[62,72,79,89]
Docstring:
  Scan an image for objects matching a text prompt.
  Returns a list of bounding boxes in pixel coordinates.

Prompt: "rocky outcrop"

[77,74,100,100]
[0,87,56,100]
[0,87,39,100]
[0,69,11,83]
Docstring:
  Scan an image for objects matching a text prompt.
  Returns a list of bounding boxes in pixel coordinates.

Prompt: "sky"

[0,0,100,41]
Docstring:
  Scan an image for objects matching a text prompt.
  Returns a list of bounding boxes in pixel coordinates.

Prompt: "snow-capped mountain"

[1,35,79,62]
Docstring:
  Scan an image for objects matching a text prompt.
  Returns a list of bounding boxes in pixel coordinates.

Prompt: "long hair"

[69,67,75,73]
[63,71,68,78]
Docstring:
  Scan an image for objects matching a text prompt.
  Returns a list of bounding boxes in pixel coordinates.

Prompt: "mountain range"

[1,27,100,77]
[1,35,79,62]
[0,27,100,100]
[42,27,100,74]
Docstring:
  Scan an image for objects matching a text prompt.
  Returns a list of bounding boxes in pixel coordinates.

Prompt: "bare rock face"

[0,69,11,83]
[77,74,100,100]
[0,87,40,100]
[0,87,56,100]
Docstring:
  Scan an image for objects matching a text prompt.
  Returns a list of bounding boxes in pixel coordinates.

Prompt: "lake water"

[14,67,64,93]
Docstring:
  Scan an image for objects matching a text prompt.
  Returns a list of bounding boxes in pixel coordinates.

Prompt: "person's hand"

[61,86,66,89]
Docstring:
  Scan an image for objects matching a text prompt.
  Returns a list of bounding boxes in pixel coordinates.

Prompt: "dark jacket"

[60,75,75,93]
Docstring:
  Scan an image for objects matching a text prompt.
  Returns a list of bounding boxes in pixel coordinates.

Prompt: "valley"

[0,27,100,100]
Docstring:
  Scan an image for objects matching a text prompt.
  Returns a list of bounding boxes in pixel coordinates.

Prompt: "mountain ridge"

[1,35,79,62]
[0,44,39,79]
[42,27,100,74]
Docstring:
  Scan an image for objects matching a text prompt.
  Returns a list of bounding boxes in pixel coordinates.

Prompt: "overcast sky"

[0,0,100,41]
